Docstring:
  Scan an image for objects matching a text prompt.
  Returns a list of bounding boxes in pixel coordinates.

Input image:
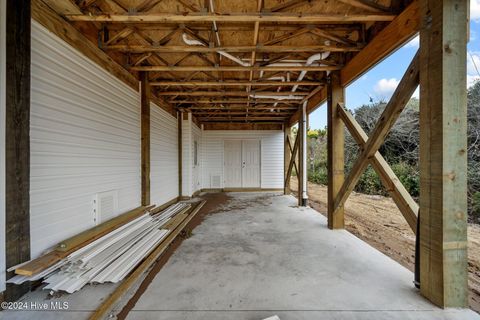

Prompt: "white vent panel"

[93,190,118,225]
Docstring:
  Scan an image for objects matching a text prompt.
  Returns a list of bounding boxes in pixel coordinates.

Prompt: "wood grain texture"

[419,0,468,308]
[5,0,31,301]
[338,105,418,232]
[327,73,345,229]
[333,52,419,215]
[141,72,151,206]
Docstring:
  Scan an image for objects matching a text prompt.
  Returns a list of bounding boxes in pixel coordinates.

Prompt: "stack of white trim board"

[7,202,192,293]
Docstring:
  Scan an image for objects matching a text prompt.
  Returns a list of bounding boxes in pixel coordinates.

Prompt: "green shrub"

[355,166,385,195]
[472,192,480,222]
[308,166,328,185]
[391,162,420,197]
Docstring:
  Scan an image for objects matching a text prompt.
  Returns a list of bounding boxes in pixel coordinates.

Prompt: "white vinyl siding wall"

[0,0,6,292]
[202,130,284,189]
[150,103,178,205]
[30,21,141,258]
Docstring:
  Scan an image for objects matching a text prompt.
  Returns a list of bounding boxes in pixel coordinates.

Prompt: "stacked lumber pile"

[7,202,194,293]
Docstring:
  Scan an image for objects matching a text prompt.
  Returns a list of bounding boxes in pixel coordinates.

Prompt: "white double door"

[224,139,260,188]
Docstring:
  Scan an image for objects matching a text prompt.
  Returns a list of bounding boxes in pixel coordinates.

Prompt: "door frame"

[222,138,261,189]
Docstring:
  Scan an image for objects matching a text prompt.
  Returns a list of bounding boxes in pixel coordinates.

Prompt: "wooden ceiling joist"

[131,65,342,72]
[105,45,361,53]
[35,0,414,126]
[65,13,397,23]
[150,81,322,86]
[157,91,310,96]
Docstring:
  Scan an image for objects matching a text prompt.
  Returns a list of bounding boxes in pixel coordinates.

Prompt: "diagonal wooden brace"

[287,135,300,177]
[285,133,300,187]
[338,104,419,232]
[333,51,420,216]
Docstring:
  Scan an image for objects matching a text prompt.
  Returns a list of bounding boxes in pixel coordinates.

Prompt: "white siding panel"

[150,103,178,205]
[202,130,284,189]
[30,21,141,257]
[0,0,6,292]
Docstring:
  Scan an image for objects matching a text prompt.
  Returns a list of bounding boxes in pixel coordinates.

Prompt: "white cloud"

[472,0,480,22]
[405,36,419,49]
[374,78,399,98]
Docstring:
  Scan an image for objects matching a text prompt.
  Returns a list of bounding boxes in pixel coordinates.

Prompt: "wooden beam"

[151,81,323,86]
[338,0,389,12]
[5,0,31,301]
[158,91,309,96]
[284,126,292,195]
[298,103,308,206]
[178,111,182,198]
[285,132,300,189]
[173,99,301,104]
[131,65,342,72]
[337,105,418,232]
[340,0,420,86]
[105,44,361,53]
[288,0,420,125]
[66,13,397,23]
[419,0,468,308]
[202,123,283,130]
[198,117,287,121]
[327,73,344,229]
[333,52,419,218]
[140,73,151,206]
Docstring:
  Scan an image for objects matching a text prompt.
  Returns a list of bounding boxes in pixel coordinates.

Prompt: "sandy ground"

[290,178,480,313]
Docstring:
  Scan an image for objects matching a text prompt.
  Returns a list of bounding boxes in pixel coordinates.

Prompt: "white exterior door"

[224,139,260,188]
[224,140,242,187]
[242,140,261,188]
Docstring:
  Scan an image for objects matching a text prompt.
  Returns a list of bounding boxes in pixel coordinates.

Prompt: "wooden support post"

[298,102,308,206]
[178,111,183,198]
[327,72,345,229]
[284,126,292,195]
[140,72,150,206]
[419,0,468,307]
[5,0,31,300]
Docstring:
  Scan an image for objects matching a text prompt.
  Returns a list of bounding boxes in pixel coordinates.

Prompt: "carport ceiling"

[43,0,407,124]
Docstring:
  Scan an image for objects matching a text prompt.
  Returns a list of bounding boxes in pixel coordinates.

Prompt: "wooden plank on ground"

[89,200,207,320]
[15,206,154,276]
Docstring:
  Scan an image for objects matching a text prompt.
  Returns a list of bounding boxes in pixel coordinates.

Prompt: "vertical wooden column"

[5,0,31,301]
[284,125,291,195]
[419,0,468,307]
[327,72,345,229]
[298,102,308,206]
[140,72,150,206]
[178,111,183,198]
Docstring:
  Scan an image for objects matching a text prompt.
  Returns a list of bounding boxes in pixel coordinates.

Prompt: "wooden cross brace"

[332,51,420,229]
[337,104,419,232]
[285,133,300,187]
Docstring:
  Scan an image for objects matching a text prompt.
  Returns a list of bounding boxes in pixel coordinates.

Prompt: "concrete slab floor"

[126,192,479,320]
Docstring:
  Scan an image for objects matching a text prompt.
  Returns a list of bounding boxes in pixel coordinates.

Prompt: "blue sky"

[309,1,480,129]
